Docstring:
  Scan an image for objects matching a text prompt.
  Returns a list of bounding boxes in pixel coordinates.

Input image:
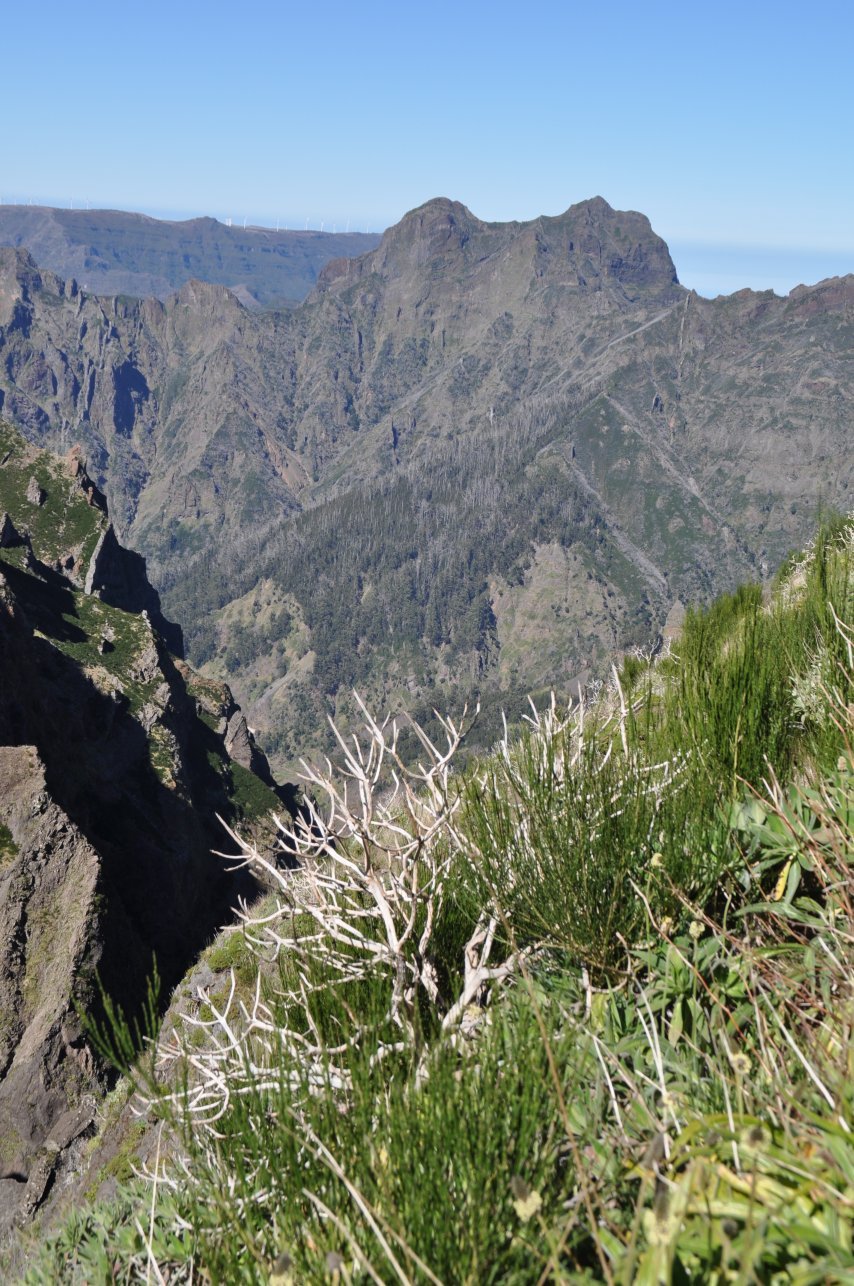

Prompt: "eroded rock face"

[0,746,101,1233]
[0,423,293,1229]
[225,709,266,775]
[662,600,686,646]
[64,444,106,512]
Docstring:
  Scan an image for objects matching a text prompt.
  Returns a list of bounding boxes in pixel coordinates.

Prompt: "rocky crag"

[0,197,851,766]
[0,422,292,1234]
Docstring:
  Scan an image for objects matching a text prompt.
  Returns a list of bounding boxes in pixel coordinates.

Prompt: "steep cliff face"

[0,199,852,768]
[0,422,291,1232]
[0,742,101,1227]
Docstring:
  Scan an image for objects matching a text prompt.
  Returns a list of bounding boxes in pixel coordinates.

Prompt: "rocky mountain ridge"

[0,197,851,766]
[0,205,381,309]
[0,421,291,1234]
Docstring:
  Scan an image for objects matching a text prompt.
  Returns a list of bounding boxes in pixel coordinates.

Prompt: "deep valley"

[0,196,851,770]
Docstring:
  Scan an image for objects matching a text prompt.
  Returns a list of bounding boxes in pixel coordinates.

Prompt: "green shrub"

[205,928,256,987]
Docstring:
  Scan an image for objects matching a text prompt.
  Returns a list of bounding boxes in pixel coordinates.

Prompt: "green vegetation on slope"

[0,422,103,568]
[0,421,284,829]
[22,517,854,1283]
[0,821,18,865]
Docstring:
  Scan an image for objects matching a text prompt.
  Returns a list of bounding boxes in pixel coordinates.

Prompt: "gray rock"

[0,745,101,1221]
[0,512,22,547]
[225,709,254,769]
[663,600,686,645]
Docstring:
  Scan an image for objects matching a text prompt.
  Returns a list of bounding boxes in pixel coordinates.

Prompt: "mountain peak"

[564,194,615,216]
[317,196,678,299]
[394,195,482,230]
[530,198,679,289]
[374,196,486,265]
[316,197,486,290]
[0,244,46,292]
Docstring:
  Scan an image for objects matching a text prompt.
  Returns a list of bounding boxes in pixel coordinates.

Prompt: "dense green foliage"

[24,518,854,1283]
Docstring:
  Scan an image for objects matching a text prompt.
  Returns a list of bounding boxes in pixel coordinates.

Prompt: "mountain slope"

[0,197,851,766]
[0,422,291,1232]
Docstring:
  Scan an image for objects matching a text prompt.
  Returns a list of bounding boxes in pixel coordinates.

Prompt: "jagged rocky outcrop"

[0,422,293,1233]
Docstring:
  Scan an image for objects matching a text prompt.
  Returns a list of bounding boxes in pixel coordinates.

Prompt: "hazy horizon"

[1,193,851,301]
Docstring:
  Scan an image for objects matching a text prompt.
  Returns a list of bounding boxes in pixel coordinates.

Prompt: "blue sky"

[2,0,852,296]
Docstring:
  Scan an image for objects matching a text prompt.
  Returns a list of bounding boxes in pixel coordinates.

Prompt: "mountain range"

[0,196,852,768]
[0,205,380,309]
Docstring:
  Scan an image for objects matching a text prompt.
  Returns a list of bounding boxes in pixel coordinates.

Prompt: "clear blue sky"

[3,0,852,295]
